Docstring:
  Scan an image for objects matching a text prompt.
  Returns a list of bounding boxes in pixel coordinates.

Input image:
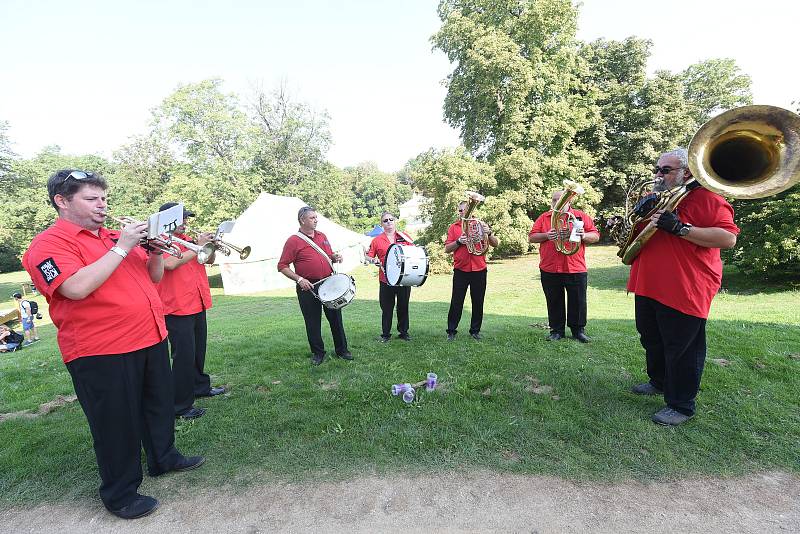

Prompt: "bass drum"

[317,273,356,309]
[384,244,429,287]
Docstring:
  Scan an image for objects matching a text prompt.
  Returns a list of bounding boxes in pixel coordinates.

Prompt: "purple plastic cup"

[392,383,412,396]
[402,387,416,403]
[426,373,438,391]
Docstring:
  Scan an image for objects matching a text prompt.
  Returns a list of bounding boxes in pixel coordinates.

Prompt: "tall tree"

[679,58,752,125]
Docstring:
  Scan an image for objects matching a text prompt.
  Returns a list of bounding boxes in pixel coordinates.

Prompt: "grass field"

[1,245,798,507]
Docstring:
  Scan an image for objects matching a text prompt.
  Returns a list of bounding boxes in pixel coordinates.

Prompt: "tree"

[679,58,752,126]
[343,162,412,232]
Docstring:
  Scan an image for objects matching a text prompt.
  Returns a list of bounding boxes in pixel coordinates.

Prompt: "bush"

[724,189,800,277]
[422,241,453,275]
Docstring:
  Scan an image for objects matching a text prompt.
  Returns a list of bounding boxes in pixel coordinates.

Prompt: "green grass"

[1,246,798,507]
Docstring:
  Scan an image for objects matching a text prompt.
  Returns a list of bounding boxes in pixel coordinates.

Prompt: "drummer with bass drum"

[278,206,353,365]
[366,210,425,342]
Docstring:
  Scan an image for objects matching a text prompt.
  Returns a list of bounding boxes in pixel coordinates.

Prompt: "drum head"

[318,274,350,300]
[384,245,404,285]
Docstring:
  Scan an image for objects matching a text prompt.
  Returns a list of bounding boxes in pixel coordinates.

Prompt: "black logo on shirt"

[37,257,61,285]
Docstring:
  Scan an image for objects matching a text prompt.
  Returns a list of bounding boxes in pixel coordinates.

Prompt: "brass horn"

[169,234,216,264]
[462,191,490,256]
[551,180,586,256]
[186,223,252,261]
[617,105,800,265]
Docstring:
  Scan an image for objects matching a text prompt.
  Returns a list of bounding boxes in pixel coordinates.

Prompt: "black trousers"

[296,286,348,357]
[379,282,411,337]
[66,340,183,511]
[635,295,707,416]
[540,270,588,335]
[447,268,487,335]
[165,311,211,416]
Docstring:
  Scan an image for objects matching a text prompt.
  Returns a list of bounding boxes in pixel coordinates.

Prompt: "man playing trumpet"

[22,170,204,519]
[156,202,226,421]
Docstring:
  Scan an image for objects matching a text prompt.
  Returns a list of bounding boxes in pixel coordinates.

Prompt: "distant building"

[399,193,431,232]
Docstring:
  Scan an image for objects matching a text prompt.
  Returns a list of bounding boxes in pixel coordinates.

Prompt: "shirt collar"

[54,217,111,239]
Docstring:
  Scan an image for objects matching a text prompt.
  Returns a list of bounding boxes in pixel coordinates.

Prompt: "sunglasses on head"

[382,217,394,223]
[653,166,683,175]
[60,170,94,184]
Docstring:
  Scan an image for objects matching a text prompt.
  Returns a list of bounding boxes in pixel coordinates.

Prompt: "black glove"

[655,210,685,235]
[633,193,658,218]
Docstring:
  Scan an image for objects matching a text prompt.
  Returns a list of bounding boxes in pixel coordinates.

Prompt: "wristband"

[296,277,305,285]
[110,246,128,259]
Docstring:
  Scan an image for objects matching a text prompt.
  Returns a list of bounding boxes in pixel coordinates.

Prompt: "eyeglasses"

[653,166,683,175]
[59,170,94,185]
[382,218,394,223]
[457,208,465,213]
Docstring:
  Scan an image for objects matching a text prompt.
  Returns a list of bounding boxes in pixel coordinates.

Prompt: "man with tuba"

[156,202,226,421]
[444,196,499,341]
[628,149,739,426]
[22,170,204,519]
[529,187,600,343]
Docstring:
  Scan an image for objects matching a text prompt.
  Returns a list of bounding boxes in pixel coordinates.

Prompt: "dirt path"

[2,471,798,533]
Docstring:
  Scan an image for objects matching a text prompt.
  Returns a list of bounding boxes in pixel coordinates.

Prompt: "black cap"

[159,202,195,218]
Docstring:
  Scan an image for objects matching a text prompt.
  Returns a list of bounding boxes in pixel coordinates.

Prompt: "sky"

[1,0,798,173]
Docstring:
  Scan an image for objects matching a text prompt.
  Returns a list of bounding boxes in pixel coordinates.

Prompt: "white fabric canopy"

[216,192,370,295]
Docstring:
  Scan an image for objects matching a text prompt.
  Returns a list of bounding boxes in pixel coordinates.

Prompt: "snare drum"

[384,244,429,287]
[316,273,356,309]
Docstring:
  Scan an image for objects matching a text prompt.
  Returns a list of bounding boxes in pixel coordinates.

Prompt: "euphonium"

[617,105,800,265]
[462,191,490,256]
[551,180,586,256]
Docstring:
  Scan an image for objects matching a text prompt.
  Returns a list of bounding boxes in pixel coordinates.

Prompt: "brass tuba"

[462,191,490,256]
[617,105,800,265]
[550,180,586,255]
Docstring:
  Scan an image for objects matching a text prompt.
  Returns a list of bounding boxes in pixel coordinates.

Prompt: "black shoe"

[172,455,206,472]
[631,382,663,396]
[572,331,590,343]
[311,353,325,365]
[547,332,564,341]
[651,407,693,426]
[447,333,456,341]
[398,334,412,341]
[335,351,353,360]
[176,407,206,420]
[197,386,225,398]
[109,495,159,520]
[470,332,482,340]
[149,455,206,477]
[377,336,391,343]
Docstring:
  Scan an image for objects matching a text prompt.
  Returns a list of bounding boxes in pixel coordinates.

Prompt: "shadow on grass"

[1,293,799,507]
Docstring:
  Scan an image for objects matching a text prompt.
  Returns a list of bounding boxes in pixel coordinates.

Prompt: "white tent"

[216,193,371,295]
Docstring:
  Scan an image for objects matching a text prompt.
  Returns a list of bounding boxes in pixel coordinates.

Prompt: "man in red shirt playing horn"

[529,189,600,343]
[23,170,204,520]
[157,202,226,421]
[627,148,739,426]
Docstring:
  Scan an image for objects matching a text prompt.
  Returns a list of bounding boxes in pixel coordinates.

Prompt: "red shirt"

[277,230,335,282]
[22,218,168,363]
[157,233,213,316]
[627,188,740,319]
[446,222,487,272]
[367,231,414,284]
[530,209,598,273]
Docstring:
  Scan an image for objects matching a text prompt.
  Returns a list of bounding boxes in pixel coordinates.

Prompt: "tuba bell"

[462,191,490,256]
[551,180,586,256]
[616,105,800,265]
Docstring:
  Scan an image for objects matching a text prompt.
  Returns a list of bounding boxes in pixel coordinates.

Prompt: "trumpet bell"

[238,246,251,260]
[689,105,800,199]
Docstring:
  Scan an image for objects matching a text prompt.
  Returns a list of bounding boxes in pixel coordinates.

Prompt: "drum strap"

[295,231,334,270]
[396,231,414,244]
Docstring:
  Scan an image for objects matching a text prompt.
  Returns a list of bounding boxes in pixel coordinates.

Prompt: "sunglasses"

[653,166,683,175]
[382,217,395,223]
[60,170,94,185]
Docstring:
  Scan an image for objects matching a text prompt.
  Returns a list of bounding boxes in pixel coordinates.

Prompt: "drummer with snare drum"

[278,206,352,365]
[366,210,419,343]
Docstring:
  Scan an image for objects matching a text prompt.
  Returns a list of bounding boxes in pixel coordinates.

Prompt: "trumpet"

[106,214,183,258]
[169,234,217,264]
[186,223,251,261]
